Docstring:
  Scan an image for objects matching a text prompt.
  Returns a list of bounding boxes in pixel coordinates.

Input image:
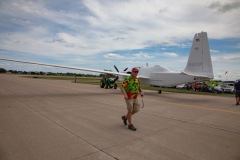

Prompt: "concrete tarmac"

[0,74,240,160]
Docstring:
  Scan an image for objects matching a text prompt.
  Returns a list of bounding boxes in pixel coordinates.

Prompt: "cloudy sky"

[0,0,239,80]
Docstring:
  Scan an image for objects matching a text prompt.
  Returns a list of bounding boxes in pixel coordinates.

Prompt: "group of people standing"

[193,83,209,92]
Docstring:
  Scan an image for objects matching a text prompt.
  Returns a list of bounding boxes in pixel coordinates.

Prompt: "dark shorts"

[235,90,240,98]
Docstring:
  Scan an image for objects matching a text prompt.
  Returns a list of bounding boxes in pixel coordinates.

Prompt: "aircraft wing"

[0,58,130,76]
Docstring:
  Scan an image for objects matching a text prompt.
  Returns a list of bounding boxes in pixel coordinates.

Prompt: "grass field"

[21,75,235,97]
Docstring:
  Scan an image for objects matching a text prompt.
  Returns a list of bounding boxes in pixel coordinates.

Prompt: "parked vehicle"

[223,85,234,93]
[207,86,213,92]
[176,84,187,89]
[214,85,223,93]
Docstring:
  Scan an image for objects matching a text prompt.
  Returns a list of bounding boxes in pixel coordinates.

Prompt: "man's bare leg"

[127,111,132,125]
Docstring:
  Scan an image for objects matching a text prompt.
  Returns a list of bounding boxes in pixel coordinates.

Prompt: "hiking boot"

[121,116,127,125]
[128,124,137,131]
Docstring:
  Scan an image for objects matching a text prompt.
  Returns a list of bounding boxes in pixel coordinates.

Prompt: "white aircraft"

[0,32,214,93]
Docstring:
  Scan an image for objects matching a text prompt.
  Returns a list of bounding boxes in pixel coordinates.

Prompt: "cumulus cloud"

[103,53,125,59]
[214,69,240,81]
[0,0,239,80]
[210,49,220,53]
[163,52,178,57]
[133,52,153,59]
[1,0,240,57]
[212,53,240,62]
[207,0,240,13]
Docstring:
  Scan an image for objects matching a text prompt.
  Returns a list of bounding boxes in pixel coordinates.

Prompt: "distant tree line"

[0,68,7,73]
[0,68,99,77]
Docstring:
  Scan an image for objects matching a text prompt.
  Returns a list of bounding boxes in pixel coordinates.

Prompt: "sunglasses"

[133,71,139,73]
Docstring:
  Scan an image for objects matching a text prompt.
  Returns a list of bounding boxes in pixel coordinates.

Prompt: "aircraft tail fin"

[182,32,214,79]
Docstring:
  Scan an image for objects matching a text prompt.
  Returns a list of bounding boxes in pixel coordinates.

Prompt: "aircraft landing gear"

[158,90,162,94]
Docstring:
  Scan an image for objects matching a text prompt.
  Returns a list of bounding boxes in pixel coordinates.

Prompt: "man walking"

[234,80,240,106]
[120,67,143,131]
